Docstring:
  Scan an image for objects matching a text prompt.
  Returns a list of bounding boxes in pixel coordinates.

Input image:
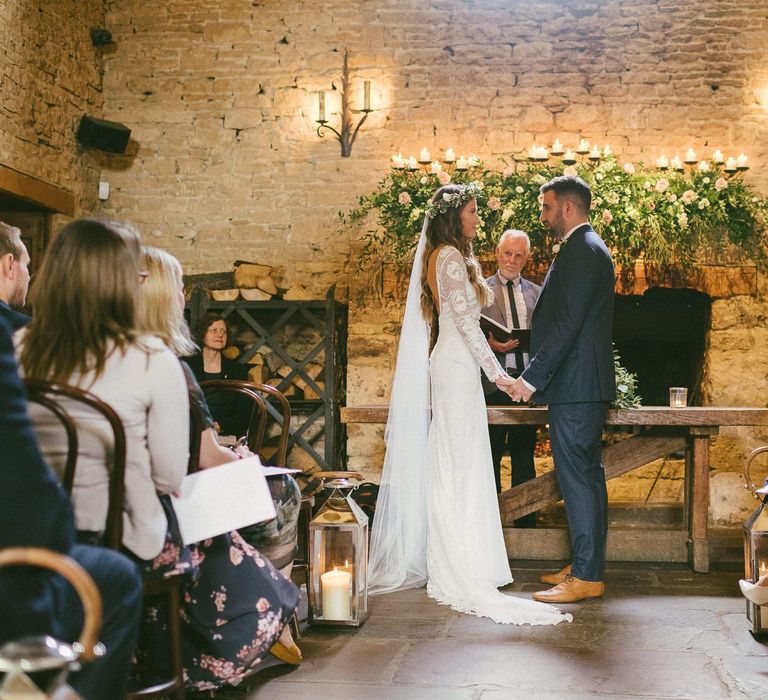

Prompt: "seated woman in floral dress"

[21,219,300,693]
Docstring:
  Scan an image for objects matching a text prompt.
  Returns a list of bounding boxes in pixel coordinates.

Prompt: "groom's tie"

[505,280,525,374]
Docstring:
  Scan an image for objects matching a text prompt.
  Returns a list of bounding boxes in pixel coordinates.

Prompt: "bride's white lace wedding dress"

[425,245,570,625]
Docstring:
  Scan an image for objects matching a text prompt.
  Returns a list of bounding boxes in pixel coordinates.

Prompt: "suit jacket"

[521,224,616,405]
[481,272,540,396]
[0,301,76,641]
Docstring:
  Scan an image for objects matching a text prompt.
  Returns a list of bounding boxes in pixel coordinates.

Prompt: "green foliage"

[341,156,768,271]
[612,347,642,409]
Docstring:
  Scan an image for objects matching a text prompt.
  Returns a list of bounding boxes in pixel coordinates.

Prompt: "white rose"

[715,178,728,191]
[623,163,636,175]
[655,179,669,193]
[698,198,710,209]
[667,193,677,202]
[398,191,411,205]
[515,186,524,194]
[487,196,501,210]
[682,189,697,204]
[420,176,428,185]
[438,171,451,185]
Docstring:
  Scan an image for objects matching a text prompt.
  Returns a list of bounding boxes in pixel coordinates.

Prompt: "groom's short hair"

[540,175,592,214]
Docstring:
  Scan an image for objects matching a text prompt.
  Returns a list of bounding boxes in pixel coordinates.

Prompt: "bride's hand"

[495,374,515,391]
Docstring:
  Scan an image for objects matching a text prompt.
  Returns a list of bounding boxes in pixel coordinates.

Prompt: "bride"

[369,182,571,625]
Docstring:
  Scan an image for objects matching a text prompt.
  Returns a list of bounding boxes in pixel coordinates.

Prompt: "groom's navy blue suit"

[521,224,615,581]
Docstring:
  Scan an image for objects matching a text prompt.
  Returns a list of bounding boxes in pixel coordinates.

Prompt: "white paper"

[171,455,277,545]
[261,466,302,476]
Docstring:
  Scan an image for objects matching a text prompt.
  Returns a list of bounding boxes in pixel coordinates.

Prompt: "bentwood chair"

[0,547,103,700]
[24,380,186,700]
[200,379,292,466]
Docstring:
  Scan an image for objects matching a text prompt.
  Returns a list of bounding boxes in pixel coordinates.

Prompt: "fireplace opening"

[613,287,711,406]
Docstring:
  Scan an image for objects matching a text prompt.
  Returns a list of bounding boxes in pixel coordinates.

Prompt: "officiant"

[481,229,541,526]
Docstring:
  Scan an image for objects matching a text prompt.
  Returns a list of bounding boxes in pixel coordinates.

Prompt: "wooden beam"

[498,428,687,526]
[0,163,75,216]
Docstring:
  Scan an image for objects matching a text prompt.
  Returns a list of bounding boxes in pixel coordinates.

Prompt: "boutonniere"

[552,243,561,255]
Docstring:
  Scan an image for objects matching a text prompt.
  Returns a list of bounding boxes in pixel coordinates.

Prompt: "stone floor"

[219,560,768,700]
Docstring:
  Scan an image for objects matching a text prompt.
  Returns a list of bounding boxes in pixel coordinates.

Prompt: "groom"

[510,175,615,603]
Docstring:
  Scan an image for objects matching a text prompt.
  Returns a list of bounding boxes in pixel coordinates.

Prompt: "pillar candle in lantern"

[419,148,430,163]
[444,148,456,163]
[321,568,352,620]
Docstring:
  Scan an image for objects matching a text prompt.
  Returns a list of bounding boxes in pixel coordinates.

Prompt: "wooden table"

[341,405,768,572]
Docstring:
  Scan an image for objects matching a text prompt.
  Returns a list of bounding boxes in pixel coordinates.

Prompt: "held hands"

[509,377,533,404]
[488,331,519,354]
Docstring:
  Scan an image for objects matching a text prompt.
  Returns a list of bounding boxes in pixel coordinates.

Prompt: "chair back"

[24,380,127,550]
[201,380,292,466]
[0,547,103,663]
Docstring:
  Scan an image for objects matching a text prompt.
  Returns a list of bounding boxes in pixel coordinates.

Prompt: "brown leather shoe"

[539,563,572,585]
[532,575,604,603]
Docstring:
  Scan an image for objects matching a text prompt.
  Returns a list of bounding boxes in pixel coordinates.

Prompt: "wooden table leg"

[687,427,718,573]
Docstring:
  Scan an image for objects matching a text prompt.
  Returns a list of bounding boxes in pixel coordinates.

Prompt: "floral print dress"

[136,497,299,691]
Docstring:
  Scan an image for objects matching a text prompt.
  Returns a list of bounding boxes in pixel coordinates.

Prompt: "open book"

[479,313,531,351]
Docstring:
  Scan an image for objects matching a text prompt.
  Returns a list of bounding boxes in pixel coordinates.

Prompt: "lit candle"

[685,148,697,163]
[656,155,669,169]
[430,161,442,174]
[698,160,710,172]
[391,153,405,168]
[577,138,590,153]
[603,144,612,156]
[419,148,430,163]
[444,147,456,163]
[318,91,326,122]
[737,153,749,168]
[363,80,371,111]
[407,155,419,170]
[528,144,539,160]
[589,145,601,159]
[321,568,352,620]
[551,138,564,154]
[562,149,576,163]
[670,155,683,170]
[468,154,480,167]
[725,157,737,171]
[455,155,468,170]
[712,149,724,163]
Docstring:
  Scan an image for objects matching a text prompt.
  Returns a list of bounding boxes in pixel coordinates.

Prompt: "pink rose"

[563,165,578,177]
[502,165,515,178]
[602,210,614,224]
[715,177,728,191]
[487,196,501,210]
[655,179,669,193]
[623,162,636,175]
[682,189,697,204]
[438,170,451,185]
[398,191,411,205]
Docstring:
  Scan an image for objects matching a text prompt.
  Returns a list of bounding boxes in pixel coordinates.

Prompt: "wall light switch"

[98,181,110,200]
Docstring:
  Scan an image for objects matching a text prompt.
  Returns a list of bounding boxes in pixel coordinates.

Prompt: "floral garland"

[423,181,484,219]
[342,155,768,271]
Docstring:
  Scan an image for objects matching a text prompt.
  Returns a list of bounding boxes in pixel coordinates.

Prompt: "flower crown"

[424,181,484,219]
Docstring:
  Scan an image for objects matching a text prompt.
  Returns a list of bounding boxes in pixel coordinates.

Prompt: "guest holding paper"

[136,245,302,671]
[481,230,541,524]
[20,220,300,692]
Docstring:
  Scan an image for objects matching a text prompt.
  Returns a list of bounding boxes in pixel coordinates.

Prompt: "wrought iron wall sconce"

[316,50,373,157]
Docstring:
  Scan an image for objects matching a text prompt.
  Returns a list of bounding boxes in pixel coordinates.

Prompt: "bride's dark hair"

[419,185,491,322]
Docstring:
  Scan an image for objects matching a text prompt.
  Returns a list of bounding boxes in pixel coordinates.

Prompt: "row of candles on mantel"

[393,141,750,174]
[391,149,480,172]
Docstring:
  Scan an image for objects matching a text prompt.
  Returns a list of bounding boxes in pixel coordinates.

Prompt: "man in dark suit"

[510,177,615,603]
[481,230,541,527]
[0,221,143,699]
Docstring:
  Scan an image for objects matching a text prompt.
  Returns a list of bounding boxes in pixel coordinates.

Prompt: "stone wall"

[5,0,768,523]
[0,0,106,217]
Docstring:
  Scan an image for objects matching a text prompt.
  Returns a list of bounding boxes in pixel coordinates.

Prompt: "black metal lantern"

[742,446,768,634]
[308,471,369,626]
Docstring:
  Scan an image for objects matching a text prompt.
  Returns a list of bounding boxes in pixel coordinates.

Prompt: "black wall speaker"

[76,115,131,154]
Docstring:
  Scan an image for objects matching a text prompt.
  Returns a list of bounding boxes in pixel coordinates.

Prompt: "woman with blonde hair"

[137,246,301,679]
[369,184,571,625]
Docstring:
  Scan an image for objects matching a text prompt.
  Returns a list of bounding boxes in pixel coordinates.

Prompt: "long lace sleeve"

[437,246,505,382]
